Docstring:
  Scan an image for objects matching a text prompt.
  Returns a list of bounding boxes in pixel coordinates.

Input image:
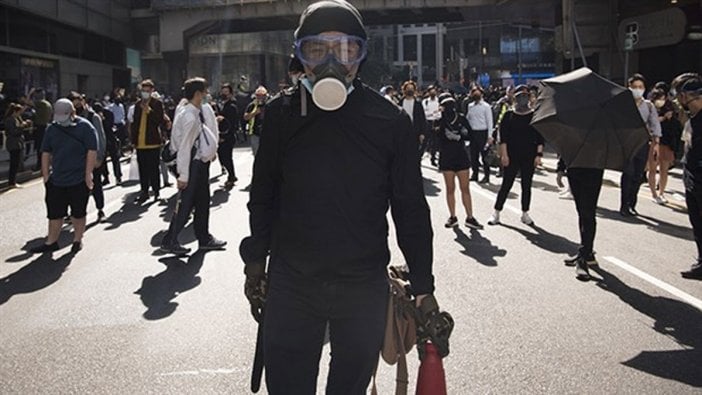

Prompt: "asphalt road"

[1,148,700,394]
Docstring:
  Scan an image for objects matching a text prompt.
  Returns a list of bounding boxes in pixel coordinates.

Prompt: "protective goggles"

[294,35,367,66]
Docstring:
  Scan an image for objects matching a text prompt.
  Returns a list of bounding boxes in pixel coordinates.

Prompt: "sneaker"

[444,216,459,228]
[521,212,534,226]
[575,258,591,281]
[199,237,227,251]
[135,193,148,204]
[116,178,122,186]
[487,211,500,226]
[465,217,483,229]
[681,265,702,280]
[654,196,667,205]
[102,178,110,186]
[478,176,490,184]
[97,210,106,223]
[70,241,83,254]
[556,171,565,188]
[30,242,59,254]
[565,253,597,267]
[159,244,191,256]
[469,175,479,182]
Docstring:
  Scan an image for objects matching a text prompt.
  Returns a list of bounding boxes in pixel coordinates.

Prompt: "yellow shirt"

[137,103,160,149]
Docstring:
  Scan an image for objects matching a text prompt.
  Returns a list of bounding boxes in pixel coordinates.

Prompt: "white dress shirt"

[170,102,219,182]
[466,99,494,132]
[402,98,415,122]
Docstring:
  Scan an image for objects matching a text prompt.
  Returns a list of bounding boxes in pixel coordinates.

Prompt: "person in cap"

[673,73,702,280]
[436,94,482,229]
[239,1,449,393]
[31,98,98,254]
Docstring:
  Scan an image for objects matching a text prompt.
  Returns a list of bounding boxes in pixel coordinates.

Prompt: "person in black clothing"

[674,73,702,280]
[239,1,449,393]
[217,83,239,188]
[487,91,544,226]
[397,80,427,156]
[94,102,122,185]
[437,94,482,229]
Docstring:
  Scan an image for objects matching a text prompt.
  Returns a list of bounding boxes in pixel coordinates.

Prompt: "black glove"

[244,262,267,323]
[415,294,454,360]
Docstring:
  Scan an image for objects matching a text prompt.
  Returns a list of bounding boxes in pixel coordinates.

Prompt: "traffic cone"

[416,342,447,395]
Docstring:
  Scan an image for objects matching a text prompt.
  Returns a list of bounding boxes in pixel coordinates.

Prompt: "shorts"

[658,144,675,163]
[45,181,90,220]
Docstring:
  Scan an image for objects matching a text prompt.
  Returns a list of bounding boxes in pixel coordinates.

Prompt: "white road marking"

[157,368,238,377]
[604,256,702,312]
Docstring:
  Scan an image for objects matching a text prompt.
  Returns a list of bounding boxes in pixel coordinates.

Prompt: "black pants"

[104,142,122,181]
[115,124,128,148]
[264,267,387,395]
[136,148,160,196]
[162,160,211,247]
[8,149,21,184]
[218,135,236,181]
[568,168,604,257]
[684,169,702,264]
[620,144,648,211]
[495,157,535,212]
[469,130,490,179]
[91,164,105,210]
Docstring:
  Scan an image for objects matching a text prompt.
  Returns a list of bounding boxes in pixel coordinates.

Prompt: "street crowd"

[1,1,701,393]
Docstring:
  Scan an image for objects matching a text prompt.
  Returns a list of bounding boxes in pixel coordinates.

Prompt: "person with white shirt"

[159,77,226,256]
[465,86,494,183]
[423,86,441,166]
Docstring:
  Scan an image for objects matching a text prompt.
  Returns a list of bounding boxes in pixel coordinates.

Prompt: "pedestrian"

[218,83,239,189]
[423,85,441,166]
[487,90,544,226]
[98,101,122,185]
[239,1,450,392]
[108,90,128,148]
[130,79,166,204]
[437,94,482,229]
[31,99,98,254]
[160,77,226,256]
[31,88,52,171]
[243,86,268,158]
[69,91,107,223]
[673,73,702,280]
[383,85,397,104]
[398,80,427,155]
[3,103,29,188]
[619,73,662,216]
[650,89,682,204]
[465,86,494,183]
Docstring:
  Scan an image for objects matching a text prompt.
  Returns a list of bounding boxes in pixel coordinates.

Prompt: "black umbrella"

[531,67,649,171]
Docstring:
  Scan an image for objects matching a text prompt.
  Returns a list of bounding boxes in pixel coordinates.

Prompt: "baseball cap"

[53,98,74,123]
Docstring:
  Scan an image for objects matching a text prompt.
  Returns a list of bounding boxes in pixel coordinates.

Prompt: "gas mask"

[515,93,531,111]
[296,34,367,111]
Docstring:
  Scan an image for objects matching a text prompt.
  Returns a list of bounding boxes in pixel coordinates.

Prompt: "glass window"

[422,34,435,67]
[403,35,417,62]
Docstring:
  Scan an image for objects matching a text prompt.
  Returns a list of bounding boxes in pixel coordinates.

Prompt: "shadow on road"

[0,251,75,305]
[103,191,156,231]
[592,266,702,387]
[210,188,231,208]
[453,227,505,267]
[134,250,207,320]
[597,207,693,241]
[423,177,441,197]
[475,181,517,200]
[5,231,75,263]
[500,223,580,256]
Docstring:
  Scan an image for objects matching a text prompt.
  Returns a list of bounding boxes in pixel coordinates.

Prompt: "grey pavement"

[0,148,700,394]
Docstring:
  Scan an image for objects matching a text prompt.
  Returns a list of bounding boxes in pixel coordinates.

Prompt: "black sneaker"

[465,217,483,230]
[116,178,122,186]
[135,193,148,204]
[30,242,59,254]
[575,258,591,281]
[478,176,490,184]
[681,266,702,280]
[469,175,479,182]
[97,210,106,223]
[102,178,110,186]
[199,237,227,251]
[159,244,191,256]
[565,253,598,267]
[71,241,83,254]
[444,216,458,228]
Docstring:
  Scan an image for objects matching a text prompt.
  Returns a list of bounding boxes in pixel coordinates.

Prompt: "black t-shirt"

[498,111,544,160]
[684,112,702,171]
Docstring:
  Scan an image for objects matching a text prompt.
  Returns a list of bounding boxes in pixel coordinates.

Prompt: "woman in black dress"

[438,94,482,229]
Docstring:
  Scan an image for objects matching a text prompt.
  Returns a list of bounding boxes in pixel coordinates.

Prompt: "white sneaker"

[654,196,667,205]
[487,211,501,225]
[521,212,534,225]
[558,189,573,200]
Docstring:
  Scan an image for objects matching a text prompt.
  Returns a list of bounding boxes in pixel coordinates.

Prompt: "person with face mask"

[130,79,166,204]
[619,74,662,217]
[465,86,494,184]
[437,94,482,229]
[423,86,441,167]
[217,83,239,189]
[31,99,98,254]
[398,80,427,156]
[487,90,544,227]
[650,89,682,204]
[3,103,30,188]
[31,88,52,171]
[243,86,268,158]
[672,73,702,280]
[239,1,448,392]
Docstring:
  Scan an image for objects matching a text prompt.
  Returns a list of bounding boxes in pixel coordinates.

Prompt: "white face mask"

[630,88,645,99]
[141,91,151,100]
[654,99,666,109]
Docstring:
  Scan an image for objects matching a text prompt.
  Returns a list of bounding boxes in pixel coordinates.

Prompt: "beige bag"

[372,266,417,395]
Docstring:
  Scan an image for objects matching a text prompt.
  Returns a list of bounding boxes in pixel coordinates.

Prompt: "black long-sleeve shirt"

[239,79,435,295]
[498,110,545,160]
